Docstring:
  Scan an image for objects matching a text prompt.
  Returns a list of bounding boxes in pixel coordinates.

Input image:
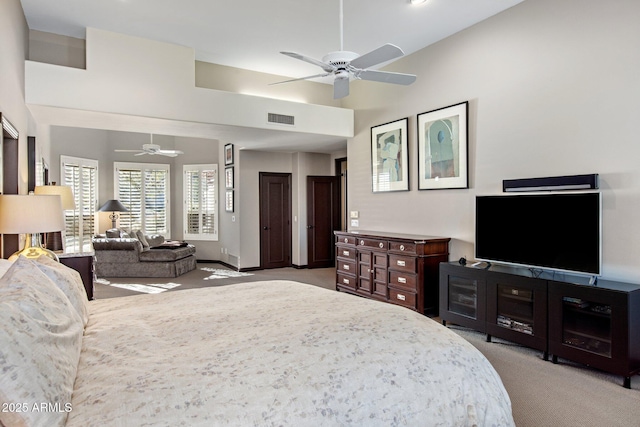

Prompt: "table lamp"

[0,194,65,261]
[34,184,76,251]
[98,199,129,229]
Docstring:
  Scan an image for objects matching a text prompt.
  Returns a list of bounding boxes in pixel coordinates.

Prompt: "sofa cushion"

[139,245,196,262]
[135,230,150,251]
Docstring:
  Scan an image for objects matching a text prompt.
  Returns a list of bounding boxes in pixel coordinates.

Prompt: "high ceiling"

[20,0,524,152]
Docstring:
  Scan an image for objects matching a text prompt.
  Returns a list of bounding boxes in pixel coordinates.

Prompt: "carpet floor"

[95,262,640,426]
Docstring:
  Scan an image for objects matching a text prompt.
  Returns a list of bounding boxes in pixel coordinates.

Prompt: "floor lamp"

[34,184,76,252]
[0,195,65,261]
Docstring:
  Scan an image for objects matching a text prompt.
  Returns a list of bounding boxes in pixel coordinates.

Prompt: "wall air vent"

[268,113,295,126]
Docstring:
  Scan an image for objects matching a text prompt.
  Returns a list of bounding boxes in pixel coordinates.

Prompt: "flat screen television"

[475,192,601,276]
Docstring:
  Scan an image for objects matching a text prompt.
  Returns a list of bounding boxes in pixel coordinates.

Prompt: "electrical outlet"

[350,219,359,227]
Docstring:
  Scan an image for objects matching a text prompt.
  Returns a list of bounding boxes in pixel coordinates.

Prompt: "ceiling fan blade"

[134,152,148,156]
[270,72,332,86]
[158,150,183,155]
[115,149,144,153]
[280,51,336,73]
[356,69,417,85]
[333,77,350,99]
[349,44,405,69]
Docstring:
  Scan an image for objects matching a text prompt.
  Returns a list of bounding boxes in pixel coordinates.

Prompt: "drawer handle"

[343,250,350,256]
[343,278,350,284]
[400,245,405,251]
[379,242,384,249]
[397,294,406,301]
[360,240,365,245]
[397,260,406,267]
[343,264,350,271]
[398,277,407,284]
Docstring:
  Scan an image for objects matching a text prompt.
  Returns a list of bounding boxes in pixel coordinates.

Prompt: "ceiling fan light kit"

[272,0,417,99]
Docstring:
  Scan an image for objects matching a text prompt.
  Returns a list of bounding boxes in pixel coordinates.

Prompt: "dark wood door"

[259,172,292,269]
[307,176,340,268]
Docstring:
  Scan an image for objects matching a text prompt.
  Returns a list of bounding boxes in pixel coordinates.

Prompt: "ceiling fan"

[114,135,183,157]
[272,0,416,99]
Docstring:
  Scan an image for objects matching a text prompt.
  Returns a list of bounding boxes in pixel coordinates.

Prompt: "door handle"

[263,226,270,230]
[307,225,314,229]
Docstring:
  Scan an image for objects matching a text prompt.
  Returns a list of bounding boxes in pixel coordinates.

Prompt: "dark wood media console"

[440,262,640,388]
[335,230,450,314]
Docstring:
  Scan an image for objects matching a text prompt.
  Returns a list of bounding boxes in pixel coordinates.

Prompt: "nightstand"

[59,251,95,300]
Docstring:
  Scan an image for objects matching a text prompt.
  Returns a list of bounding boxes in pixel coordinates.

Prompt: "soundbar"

[503,174,599,192]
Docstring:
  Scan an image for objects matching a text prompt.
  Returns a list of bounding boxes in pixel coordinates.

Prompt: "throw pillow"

[146,234,165,248]
[136,230,150,251]
[35,255,90,326]
[0,256,83,427]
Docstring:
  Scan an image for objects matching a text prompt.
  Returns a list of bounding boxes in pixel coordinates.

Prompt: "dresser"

[335,230,450,314]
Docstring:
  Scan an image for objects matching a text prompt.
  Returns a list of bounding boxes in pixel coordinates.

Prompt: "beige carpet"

[95,263,640,426]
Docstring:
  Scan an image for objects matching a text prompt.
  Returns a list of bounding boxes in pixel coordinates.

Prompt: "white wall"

[237,150,333,269]
[25,28,353,141]
[0,0,30,194]
[343,0,640,282]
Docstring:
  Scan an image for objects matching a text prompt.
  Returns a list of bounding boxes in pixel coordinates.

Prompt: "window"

[115,162,170,235]
[61,156,98,252]
[184,164,218,241]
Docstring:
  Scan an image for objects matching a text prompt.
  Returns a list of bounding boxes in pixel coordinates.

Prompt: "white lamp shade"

[34,185,76,210]
[0,195,65,234]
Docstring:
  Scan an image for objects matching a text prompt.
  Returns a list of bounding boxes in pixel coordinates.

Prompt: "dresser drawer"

[389,254,417,273]
[336,246,356,260]
[336,235,357,246]
[357,238,388,251]
[337,260,356,275]
[389,271,418,291]
[389,241,417,255]
[389,288,417,310]
[336,272,356,291]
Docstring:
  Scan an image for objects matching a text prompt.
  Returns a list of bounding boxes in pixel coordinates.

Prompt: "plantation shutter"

[184,164,218,240]
[61,156,98,252]
[115,163,170,235]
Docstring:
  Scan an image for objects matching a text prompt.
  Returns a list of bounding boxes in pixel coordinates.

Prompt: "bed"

[0,256,515,427]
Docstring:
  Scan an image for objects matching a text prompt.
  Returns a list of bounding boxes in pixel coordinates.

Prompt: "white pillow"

[0,258,13,278]
[0,256,83,427]
[35,255,90,326]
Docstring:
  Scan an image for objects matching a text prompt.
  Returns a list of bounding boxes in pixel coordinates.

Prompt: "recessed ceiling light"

[410,0,428,4]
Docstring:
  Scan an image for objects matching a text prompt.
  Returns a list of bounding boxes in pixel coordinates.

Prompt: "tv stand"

[440,262,640,388]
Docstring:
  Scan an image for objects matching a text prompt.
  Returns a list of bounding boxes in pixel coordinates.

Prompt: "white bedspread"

[67,281,514,426]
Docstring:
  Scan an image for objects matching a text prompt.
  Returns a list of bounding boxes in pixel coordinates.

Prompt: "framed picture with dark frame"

[225,190,234,212]
[417,101,469,190]
[225,166,234,189]
[370,117,409,193]
[224,143,234,165]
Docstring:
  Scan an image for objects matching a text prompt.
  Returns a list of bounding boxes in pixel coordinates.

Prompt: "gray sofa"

[92,237,197,278]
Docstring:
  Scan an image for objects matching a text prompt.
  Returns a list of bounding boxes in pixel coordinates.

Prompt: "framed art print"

[370,117,409,193]
[224,143,234,166]
[225,190,234,212]
[225,166,234,189]
[417,101,469,190]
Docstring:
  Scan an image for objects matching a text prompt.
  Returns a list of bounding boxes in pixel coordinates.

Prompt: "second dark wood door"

[307,176,340,268]
[259,172,292,269]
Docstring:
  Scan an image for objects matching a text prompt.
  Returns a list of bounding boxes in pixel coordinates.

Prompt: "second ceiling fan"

[272,0,417,99]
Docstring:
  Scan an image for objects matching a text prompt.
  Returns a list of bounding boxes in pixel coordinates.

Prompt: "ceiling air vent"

[268,113,295,126]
